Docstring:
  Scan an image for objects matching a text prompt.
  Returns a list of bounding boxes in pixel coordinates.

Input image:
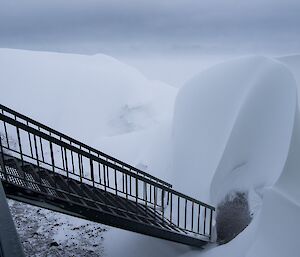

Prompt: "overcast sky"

[0,0,300,56]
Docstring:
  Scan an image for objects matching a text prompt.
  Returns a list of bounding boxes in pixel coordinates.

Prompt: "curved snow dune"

[209,57,297,204]
[172,56,300,257]
[172,56,297,204]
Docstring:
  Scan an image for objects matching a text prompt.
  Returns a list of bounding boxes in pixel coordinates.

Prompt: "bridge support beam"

[0,181,25,257]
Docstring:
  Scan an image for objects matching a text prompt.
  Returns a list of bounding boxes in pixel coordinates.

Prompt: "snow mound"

[172,56,296,204]
[0,48,176,148]
[209,57,296,204]
[174,56,300,257]
[106,56,300,257]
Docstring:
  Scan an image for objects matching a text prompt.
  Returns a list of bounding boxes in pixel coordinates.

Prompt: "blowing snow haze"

[0,0,300,56]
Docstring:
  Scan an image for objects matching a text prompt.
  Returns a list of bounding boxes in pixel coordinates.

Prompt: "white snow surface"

[1,48,300,257]
[107,56,300,257]
[0,48,176,159]
[175,56,300,257]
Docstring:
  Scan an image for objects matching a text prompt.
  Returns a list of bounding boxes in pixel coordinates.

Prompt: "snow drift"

[0,48,176,152]
[172,56,296,202]
[2,48,300,257]
[106,55,300,256]
[172,55,300,257]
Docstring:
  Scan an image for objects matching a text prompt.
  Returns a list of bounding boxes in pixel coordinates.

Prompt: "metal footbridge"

[0,104,215,253]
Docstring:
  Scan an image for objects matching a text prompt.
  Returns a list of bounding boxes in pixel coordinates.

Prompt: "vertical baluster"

[197,204,201,234]
[3,120,9,149]
[98,155,102,185]
[70,149,75,174]
[114,168,118,195]
[103,164,107,191]
[154,186,157,218]
[122,172,125,193]
[191,202,194,231]
[16,127,23,164]
[49,142,56,190]
[78,153,82,183]
[80,154,84,179]
[33,135,42,185]
[209,209,213,240]
[149,184,152,204]
[204,207,207,235]
[129,175,132,196]
[90,158,94,187]
[143,181,146,203]
[106,162,110,188]
[184,199,187,229]
[38,128,44,163]
[161,189,165,222]
[64,148,68,178]
[27,122,33,158]
[61,145,65,171]
[49,142,55,172]
[167,191,170,205]
[170,193,173,223]
[177,196,180,227]
[135,177,138,205]
[144,182,148,216]
[125,174,128,200]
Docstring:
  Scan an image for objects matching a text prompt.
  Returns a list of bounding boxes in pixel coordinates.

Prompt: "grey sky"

[0,0,300,55]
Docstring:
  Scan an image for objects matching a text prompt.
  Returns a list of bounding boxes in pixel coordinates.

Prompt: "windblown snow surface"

[1,49,300,257]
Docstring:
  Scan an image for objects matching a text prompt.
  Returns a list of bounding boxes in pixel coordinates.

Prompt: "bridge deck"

[0,104,215,248]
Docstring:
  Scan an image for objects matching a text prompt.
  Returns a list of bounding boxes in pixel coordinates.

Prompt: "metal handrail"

[0,104,215,240]
[0,104,172,188]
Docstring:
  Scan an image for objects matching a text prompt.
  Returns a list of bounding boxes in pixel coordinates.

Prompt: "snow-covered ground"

[1,48,300,256]
[8,200,107,257]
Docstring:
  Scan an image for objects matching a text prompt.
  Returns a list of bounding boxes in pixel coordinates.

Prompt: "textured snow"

[173,56,300,257]
[0,48,176,148]
[0,48,176,257]
[8,200,107,257]
[2,49,300,257]
[172,56,296,204]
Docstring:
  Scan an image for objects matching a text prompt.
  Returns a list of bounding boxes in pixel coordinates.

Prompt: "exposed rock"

[216,191,252,244]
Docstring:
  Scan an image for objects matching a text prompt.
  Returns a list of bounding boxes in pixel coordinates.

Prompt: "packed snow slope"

[0,48,176,179]
[172,56,296,204]
[107,56,300,257]
[173,56,300,257]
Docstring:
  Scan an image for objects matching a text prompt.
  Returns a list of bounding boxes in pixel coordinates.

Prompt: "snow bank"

[172,56,296,205]
[209,57,296,204]
[106,55,300,256]
[0,48,177,256]
[170,55,300,257]
[0,48,176,154]
[3,48,300,257]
